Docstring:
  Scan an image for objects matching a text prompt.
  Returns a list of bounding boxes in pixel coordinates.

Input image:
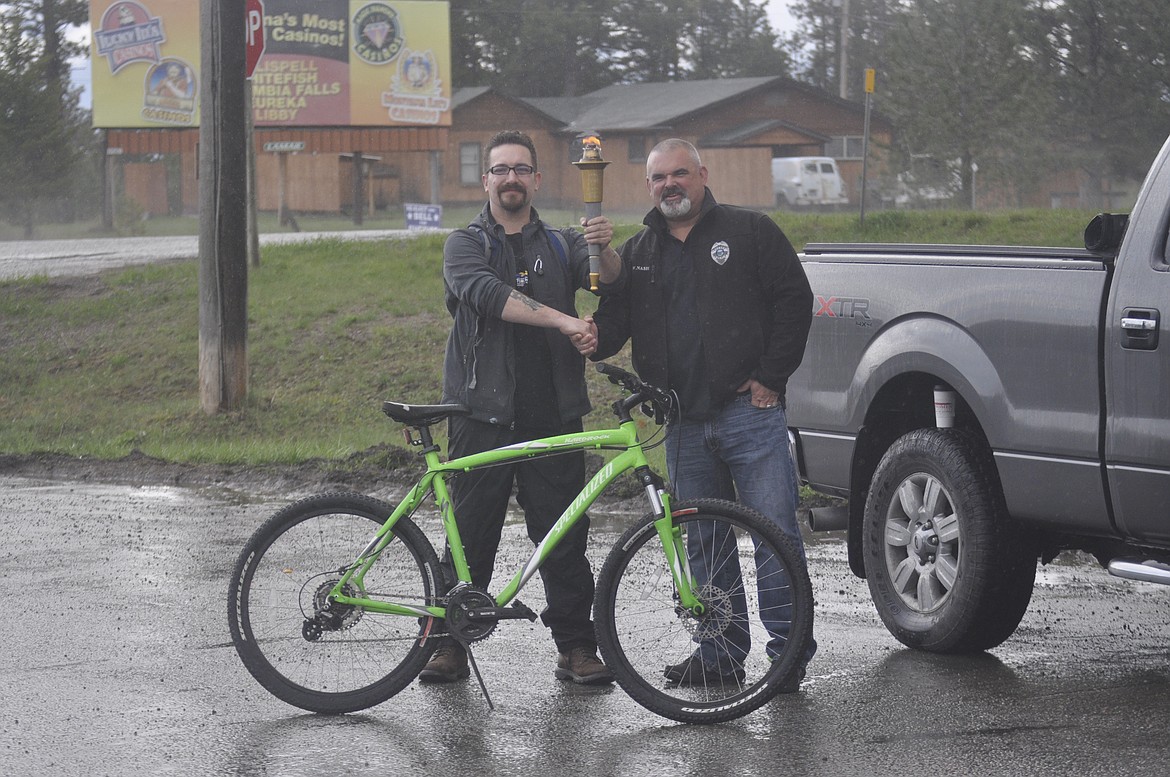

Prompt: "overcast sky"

[765,0,797,32]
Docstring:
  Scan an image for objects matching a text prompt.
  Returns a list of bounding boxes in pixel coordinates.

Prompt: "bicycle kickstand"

[454,637,494,710]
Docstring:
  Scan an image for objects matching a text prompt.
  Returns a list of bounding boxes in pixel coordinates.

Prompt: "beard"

[497,185,529,213]
[656,189,693,219]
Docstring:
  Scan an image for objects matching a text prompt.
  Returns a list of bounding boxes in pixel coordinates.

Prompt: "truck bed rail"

[802,242,1102,262]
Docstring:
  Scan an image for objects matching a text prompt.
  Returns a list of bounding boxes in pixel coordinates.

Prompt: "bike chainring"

[444,586,498,643]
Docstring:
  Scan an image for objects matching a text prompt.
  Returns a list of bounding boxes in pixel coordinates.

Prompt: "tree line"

[452,0,1170,207]
[3,0,1169,235]
[0,0,94,237]
[788,0,1170,205]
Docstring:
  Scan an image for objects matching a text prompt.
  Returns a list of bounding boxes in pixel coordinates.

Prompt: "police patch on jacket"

[711,240,730,265]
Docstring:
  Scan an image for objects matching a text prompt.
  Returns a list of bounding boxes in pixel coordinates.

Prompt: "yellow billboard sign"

[90,0,451,129]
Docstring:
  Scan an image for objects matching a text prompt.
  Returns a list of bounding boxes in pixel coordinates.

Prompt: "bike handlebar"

[595,362,676,425]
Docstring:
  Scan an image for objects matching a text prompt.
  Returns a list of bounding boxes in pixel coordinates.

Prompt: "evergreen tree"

[449,0,618,96]
[0,1,92,236]
[879,0,1052,207]
[787,0,900,99]
[449,0,789,93]
[608,0,693,82]
[1039,0,1170,193]
[688,0,790,79]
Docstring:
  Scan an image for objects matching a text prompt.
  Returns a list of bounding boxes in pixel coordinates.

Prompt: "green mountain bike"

[228,363,813,724]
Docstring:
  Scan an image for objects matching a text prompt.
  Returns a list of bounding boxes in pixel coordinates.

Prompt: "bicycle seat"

[382,401,471,426]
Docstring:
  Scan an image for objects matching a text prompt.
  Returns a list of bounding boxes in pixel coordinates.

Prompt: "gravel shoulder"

[0,447,420,499]
[0,447,668,514]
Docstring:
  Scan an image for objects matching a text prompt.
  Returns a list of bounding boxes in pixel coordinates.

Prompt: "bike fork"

[636,466,703,614]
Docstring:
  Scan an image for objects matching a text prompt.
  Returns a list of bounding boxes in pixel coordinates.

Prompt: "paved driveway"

[0,230,428,280]
[4,474,1169,776]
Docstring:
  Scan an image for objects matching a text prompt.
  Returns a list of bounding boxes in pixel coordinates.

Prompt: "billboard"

[90,0,451,129]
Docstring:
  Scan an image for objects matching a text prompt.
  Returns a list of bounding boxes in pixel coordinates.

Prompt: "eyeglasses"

[486,164,536,177]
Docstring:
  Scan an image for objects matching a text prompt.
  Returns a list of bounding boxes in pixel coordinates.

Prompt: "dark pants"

[445,415,597,653]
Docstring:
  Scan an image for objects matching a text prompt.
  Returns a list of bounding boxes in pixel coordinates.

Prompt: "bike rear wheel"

[595,498,814,724]
[228,491,443,713]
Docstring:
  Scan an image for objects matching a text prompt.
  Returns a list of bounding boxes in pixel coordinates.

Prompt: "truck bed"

[791,242,1113,534]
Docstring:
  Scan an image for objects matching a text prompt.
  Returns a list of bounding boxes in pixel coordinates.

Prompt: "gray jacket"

[441,205,595,426]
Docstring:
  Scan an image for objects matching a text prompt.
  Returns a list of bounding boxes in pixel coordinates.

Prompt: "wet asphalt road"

[0,231,422,280]
[3,475,1168,776]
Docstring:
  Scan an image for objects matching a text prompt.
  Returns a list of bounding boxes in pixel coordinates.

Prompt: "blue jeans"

[665,395,816,672]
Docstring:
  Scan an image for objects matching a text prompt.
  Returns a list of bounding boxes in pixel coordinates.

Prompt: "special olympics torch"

[572,134,610,291]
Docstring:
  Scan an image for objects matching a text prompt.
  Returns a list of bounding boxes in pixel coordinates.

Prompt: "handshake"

[567,315,599,356]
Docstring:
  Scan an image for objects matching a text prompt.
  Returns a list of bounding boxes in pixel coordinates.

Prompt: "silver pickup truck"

[786,132,1170,654]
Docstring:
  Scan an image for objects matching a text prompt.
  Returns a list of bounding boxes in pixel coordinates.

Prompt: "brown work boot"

[419,641,469,683]
[555,646,615,685]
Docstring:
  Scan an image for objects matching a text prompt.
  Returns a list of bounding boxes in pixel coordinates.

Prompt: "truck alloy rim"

[881,473,961,612]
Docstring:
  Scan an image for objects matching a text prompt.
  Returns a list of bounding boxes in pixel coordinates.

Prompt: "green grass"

[0,206,630,241]
[0,208,1098,468]
[773,208,1098,247]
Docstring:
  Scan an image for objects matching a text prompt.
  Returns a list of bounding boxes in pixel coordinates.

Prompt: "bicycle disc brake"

[679,584,734,639]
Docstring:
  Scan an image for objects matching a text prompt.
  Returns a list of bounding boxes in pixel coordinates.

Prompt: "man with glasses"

[424,130,621,686]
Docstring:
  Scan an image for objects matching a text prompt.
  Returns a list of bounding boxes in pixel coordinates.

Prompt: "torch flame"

[579,136,604,163]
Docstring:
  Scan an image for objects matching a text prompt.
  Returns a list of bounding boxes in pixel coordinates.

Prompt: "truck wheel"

[862,428,1036,653]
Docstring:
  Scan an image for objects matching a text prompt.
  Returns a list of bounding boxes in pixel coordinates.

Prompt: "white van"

[771,157,849,209]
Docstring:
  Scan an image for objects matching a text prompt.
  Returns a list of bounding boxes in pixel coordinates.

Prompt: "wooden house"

[109,77,890,219]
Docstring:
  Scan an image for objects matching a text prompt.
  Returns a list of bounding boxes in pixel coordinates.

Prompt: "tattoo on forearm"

[510,289,543,312]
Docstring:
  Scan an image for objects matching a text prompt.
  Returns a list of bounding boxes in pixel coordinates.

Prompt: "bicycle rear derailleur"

[301,579,363,641]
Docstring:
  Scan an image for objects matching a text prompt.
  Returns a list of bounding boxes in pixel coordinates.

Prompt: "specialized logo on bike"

[517,459,616,588]
[710,241,730,265]
[501,433,611,452]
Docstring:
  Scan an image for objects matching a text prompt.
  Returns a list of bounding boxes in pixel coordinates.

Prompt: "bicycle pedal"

[507,600,538,622]
[466,600,537,622]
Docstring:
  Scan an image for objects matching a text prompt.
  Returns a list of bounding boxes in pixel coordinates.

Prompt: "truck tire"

[862,428,1036,653]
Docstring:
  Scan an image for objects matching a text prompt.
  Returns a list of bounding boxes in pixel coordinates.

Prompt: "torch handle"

[585,202,601,290]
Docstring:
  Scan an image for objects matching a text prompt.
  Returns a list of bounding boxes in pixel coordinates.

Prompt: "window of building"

[827,135,865,160]
[459,143,481,186]
[628,136,647,163]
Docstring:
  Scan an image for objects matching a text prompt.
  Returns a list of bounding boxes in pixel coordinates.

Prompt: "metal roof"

[562,77,780,132]
[700,118,831,147]
[453,77,870,138]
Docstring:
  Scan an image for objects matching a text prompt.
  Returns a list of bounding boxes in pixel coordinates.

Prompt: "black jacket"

[441,204,594,426]
[592,191,813,407]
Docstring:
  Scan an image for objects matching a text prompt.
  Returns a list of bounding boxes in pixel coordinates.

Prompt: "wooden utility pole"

[198,0,249,414]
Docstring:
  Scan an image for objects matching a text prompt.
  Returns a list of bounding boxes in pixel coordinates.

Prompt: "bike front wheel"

[228,491,443,714]
[595,498,814,724]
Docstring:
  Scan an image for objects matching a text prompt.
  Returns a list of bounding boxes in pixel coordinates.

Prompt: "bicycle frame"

[325,416,706,621]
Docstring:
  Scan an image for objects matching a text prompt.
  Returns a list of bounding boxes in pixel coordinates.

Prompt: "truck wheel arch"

[840,318,1008,573]
[845,373,997,578]
[846,315,1004,436]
